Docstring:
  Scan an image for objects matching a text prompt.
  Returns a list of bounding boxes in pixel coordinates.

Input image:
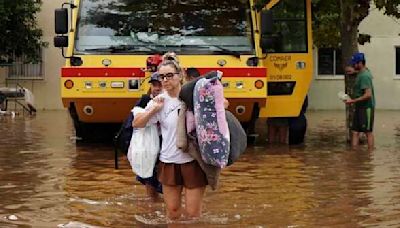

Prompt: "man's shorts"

[352,107,374,132]
[136,163,163,193]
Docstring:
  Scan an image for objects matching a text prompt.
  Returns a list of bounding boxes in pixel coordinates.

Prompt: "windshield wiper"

[210,45,241,58]
[83,45,162,54]
[149,44,242,58]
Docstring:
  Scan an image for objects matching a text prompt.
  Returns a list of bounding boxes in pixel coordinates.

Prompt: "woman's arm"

[132,98,164,128]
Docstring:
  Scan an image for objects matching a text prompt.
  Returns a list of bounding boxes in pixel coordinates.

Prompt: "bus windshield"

[75,0,255,55]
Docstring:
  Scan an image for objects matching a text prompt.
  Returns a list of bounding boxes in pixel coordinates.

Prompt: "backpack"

[226,110,247,166]
[115,112,135,155]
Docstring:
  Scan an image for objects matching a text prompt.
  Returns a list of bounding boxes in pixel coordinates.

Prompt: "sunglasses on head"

[158,72,179,80]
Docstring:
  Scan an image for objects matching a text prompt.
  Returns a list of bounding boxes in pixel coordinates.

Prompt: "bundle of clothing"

[177,71,247,190]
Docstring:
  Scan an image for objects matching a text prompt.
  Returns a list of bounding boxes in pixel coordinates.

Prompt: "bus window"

[269,0,307,53]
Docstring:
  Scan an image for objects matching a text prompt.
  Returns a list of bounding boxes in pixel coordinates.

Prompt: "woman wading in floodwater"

[133,60,207,220]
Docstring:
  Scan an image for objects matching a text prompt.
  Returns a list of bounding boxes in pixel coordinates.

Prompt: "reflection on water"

[1,111,400,227]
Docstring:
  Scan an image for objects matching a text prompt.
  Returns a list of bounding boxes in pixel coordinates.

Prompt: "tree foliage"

[312,0,371,51]
[312,0,400,60]
[0,0,46,64]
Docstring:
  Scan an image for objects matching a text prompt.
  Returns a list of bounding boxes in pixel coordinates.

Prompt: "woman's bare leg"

[184,186,206,218]
[163,185,183,220]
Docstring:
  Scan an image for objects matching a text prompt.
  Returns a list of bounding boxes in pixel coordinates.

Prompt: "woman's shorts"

[158,160,208,189]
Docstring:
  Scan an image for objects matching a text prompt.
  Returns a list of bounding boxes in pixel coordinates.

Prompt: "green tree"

[0,0,46,65]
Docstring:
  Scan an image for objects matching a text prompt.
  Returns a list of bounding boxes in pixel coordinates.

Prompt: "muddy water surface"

[1,111,400,227]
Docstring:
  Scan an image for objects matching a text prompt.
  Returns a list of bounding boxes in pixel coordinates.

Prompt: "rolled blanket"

[193,76,230,168]
[180,71,219,111]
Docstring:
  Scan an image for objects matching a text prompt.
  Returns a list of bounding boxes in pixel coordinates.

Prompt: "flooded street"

[1,110,400,227]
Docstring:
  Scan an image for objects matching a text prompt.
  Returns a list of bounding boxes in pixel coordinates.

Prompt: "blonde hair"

[158,60,182,73]
[162,52,179,64]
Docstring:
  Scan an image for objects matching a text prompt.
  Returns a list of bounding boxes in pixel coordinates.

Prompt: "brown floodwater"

[1,110,400,227]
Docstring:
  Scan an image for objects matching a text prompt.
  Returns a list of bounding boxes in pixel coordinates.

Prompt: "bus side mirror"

[54,36,68,48]
[261,10,273,35]
[261,34,282,52]
[260,10,281,52]
[55,8,68,34]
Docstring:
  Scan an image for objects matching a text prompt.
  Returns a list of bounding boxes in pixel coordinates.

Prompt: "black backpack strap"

[135,95,152,108]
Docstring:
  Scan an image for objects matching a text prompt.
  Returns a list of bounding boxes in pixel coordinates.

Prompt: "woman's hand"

[152,96,165,112]
[223,98,229,109]
[133,97,164,128]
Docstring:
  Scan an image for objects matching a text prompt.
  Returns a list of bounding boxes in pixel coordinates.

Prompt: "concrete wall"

[308,7,400,110]
[6,0,65,110]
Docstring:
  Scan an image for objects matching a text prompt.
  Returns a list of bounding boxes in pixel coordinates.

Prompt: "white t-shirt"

[144,92,194,164]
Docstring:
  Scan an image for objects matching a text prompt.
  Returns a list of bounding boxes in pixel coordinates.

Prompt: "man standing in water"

[345,52,375,149]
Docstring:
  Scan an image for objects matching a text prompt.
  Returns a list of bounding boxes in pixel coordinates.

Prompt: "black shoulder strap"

[136,95,152,108]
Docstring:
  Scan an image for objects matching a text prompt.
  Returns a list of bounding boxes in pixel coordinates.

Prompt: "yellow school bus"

[54,0,312,140]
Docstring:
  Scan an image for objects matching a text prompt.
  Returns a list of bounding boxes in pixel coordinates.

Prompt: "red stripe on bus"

[196,67,267,77]
[61,67,145,77]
